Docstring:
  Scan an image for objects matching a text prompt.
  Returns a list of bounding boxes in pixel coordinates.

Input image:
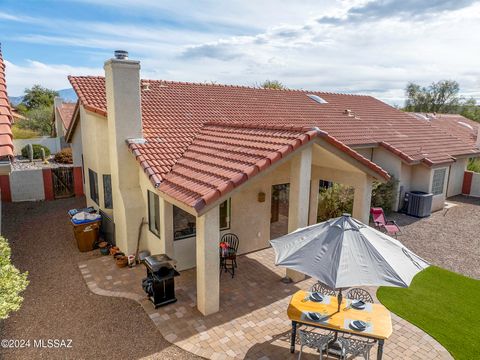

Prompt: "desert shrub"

[21,144,51,159]
[54,148,73,164]
[0,236,29,319]
[317,175,398,222]
[467,158,480,173]
[371,176,399,213]
[317,183,354,222]
[12,124,39,139]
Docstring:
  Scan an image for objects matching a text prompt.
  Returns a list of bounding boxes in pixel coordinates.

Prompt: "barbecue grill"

[142,254,180,308]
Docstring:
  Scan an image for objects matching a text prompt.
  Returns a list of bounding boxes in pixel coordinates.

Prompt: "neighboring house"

[0,46,14,232]
[53,97,75,148]
[65,51,480,315]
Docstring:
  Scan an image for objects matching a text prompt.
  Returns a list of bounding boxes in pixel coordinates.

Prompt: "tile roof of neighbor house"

[68,76,479,209]
[0,46,14,158]
[56,102,76,130]
[408,112,479,147]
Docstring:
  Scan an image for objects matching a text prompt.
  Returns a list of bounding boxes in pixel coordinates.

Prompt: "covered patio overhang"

[152,130,389,316]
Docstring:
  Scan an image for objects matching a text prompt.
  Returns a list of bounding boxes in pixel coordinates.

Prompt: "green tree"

[404,80,460,113]
[18,106,54,136]
[460,98,480,122]
[0,236,29,319]
[260,80,285,90]
[21,85,58,110]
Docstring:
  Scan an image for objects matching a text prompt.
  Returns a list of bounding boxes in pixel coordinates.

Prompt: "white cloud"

[4,60,102,96]
[4,0,480,105]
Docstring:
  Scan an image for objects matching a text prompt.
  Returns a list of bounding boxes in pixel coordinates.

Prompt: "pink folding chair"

[370,207,401,237]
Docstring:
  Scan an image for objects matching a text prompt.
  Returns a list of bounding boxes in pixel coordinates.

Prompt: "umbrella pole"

[337,289,343,312]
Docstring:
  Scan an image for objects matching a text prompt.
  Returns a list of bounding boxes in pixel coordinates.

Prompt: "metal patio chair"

[310,281,337,296]
[335,335,376,360]
[220,233,239,278]
[345,288,374,303]
[297,329,334,360]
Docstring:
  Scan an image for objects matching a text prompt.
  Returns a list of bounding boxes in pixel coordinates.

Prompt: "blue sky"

[2,0,480,105]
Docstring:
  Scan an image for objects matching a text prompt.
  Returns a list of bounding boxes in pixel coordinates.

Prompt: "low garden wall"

[462,171,480,197]
[13,137,61,156]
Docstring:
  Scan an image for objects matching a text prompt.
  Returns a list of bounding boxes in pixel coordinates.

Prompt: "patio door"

[270,183,290,239]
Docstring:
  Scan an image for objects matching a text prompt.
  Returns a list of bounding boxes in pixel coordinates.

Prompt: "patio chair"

[220,233,239,278]
[297,329,334,360]
[335,336,376,360]
[370,207,401,237]
[310,281,337,296]
[345,288,374,303]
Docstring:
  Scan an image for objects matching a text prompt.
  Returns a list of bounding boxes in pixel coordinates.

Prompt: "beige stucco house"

[65,51,479,315]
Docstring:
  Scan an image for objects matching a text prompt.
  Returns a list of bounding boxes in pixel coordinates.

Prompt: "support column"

[308,178,319,225]
[352,175,373,224]
[196,205,220,315]
[159,198,174,257]
[286,147,312,282]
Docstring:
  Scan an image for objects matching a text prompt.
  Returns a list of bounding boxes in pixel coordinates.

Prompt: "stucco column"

[196,205,220,315]
[352,175,373,224]
[159,198,174,257]
[286,147,312,282]
[308,178,319,225]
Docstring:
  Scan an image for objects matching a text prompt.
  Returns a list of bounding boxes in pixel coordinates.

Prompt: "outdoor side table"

[287,290,393,360]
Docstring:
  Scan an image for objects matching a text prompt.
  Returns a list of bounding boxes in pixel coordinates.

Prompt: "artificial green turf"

[377,266,480,360]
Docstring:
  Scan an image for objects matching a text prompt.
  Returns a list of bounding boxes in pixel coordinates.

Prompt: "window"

[103,174,113,209]
[88,169,99,204]
[148,190,160,237]
[432,168,446,195]
[173,199,231,240]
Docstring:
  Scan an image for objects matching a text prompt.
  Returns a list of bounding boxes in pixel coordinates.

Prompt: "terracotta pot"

[113,252,125,260]
[115,256,128,268]
[98,241,108,249]
[100,247,110,256]
[109,246,120,255]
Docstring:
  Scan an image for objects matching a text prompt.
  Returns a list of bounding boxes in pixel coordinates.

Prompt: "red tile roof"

[56,102,76,130]
[68,76,479,209]
[408,112,479,147]
[0,46,14,159]
[128,123,389,211]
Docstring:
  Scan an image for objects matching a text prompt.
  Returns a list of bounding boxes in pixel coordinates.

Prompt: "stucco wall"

[469,172,480,196]
[447,158,468,197]
[10,169,45,201]
[79,108,112,218]
[13,137,61,156]
[71,122,83,167]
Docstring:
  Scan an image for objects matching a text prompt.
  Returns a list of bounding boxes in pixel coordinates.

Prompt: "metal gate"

[52,167,75,199]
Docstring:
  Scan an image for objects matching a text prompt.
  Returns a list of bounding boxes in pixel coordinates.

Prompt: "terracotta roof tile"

[56,102,76,130]
[0,46,14,158]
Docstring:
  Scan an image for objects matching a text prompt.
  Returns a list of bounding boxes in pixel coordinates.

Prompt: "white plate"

[306,312,321,321]
[309,292,324,302]
[351,300,366,309]
[349,320,367,331]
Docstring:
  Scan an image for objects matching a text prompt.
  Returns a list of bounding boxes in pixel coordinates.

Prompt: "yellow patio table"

[287,290,392,359]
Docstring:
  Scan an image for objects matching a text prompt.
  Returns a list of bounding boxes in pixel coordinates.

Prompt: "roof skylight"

[307,94,328,104]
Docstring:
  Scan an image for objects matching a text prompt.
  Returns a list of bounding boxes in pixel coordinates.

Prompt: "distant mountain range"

[9,88,77,106]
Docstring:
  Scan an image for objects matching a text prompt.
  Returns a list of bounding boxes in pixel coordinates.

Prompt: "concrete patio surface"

[80,247,452,360]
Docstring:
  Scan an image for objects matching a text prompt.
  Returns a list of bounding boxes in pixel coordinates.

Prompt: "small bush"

[467,158,480,173]
[371,176,399,213]
[317,183,354,222]
[12,124,39,139]
[54,148,73,164]
[21,144,51,159]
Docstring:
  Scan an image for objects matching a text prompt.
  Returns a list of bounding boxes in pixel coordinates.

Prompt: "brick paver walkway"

[79,248,452,360]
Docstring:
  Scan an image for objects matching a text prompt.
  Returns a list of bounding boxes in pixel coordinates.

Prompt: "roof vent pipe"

[114,50,129,60]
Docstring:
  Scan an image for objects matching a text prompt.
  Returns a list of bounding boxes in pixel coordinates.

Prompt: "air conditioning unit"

[404,191,433,217]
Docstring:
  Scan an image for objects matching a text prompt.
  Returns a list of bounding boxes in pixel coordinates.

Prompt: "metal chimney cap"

[114,50,129,60]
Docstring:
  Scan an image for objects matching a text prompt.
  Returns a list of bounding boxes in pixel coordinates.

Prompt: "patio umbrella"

[270,214,429,310]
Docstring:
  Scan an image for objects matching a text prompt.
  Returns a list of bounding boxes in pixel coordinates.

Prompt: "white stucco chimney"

[104,50,145,255]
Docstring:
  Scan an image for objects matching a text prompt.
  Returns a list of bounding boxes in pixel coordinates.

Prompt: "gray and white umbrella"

[270,214,428,293]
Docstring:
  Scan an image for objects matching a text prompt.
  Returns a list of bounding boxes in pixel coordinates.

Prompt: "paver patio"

[80,247,452,360]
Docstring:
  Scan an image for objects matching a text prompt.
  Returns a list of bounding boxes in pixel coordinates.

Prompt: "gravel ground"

[0,197,200,360]
[390,195,480,280]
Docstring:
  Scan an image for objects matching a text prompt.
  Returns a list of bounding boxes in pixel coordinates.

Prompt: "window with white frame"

[173,199,231,240]
[148,190,160,237]
[431,168,446,195]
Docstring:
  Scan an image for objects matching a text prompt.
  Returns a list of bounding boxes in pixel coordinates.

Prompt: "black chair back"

[221,233,239,253]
